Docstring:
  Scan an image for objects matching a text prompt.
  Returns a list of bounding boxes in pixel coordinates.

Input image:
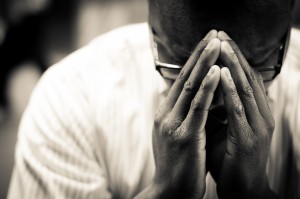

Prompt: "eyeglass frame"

[150,26,291,82]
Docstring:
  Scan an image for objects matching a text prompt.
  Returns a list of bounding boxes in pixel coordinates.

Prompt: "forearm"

[133,183,167,199]
[255,177,278,199]
[262,183,279,199]
[246,180,279,199]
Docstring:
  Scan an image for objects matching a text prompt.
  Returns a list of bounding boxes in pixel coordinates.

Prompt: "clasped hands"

[148,30,277,199]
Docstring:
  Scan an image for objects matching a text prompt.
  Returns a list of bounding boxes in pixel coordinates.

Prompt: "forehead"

[149,0,291,65]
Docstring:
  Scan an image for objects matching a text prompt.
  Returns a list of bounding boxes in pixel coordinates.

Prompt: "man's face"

[149,0,292,122]
[149,1,293,186]
[149,0,292,86]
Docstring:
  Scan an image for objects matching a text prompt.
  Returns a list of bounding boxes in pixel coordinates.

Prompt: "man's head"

[149,0,293,68]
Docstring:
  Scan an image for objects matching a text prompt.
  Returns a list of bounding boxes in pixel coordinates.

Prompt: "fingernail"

[203,29,217,41]
[205,38,220,50]
[222,41,234,53]
[207,66,216,75]
[224,68,232,80]
[218,31,231,41]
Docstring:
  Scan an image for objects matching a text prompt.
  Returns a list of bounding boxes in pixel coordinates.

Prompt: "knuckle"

[241,137,255,152]
[154,114,174,132]
[200,80,214,93]
[191,99,204,112]
[191,99,199,110]
[249,70,258,82]
[178,69,186,79]
[241,84,253,97]
[191,99,209,116]
[229,82,238,96]
[162,119,182,139]
[267,117,275,134]
[246,131,258,148]
[166,126,185,144]
[168,121,204,146]
[176,125,198,145]
[234,102,244,116]
[243,139,258,157]
[154,117,162,129]
[183,80,194,92]
[230,88,239,100]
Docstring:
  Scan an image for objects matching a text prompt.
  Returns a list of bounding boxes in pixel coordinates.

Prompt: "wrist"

[134,180,205,199]
[247,177,278,199]
[217,174,278,199]
[261,180,278,199]
[133,182,169,199]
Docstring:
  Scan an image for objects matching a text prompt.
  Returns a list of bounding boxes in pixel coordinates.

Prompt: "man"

[8,0,300,198]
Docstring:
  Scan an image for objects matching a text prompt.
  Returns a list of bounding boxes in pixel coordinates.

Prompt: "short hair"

[149,0,293,66]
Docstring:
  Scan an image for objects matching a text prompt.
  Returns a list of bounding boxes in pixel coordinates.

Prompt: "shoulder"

[16,25,155,161]
[269,26,300,166]
[268,28,300,118]
[90,22,151,53]
[27,23,151,120]
[42,23,151,82]
[286,27,300,68]
[32,22,153,103]
[27,22,157,127]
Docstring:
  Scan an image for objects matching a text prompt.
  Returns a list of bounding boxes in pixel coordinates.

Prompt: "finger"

[171,38,221,121]
[218,31,266,92]
[180,65,220,141]
[218,31,272,120]
[220,68,253,149]
[163,30,218,114]
[220,41,261,125]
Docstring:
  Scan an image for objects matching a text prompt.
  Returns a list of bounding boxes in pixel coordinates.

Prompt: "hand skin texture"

[207,31,278,199]
[135,30,278,199]
[135,30,221,199]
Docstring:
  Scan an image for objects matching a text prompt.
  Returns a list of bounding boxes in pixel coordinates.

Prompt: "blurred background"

[0,0,299,198]
[0,0,147,197]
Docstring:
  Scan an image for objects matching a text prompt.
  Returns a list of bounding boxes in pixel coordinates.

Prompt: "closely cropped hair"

[148,0,293,66]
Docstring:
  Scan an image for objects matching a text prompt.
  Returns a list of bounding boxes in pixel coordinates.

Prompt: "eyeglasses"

[150,27,290,82]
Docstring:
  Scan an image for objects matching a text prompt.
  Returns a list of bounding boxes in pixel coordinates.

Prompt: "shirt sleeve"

[278,28,300,198]
[7,66,111,199]
[267,28,300,198]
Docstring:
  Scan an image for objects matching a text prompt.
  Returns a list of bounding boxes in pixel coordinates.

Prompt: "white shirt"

[8,23,300,199]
